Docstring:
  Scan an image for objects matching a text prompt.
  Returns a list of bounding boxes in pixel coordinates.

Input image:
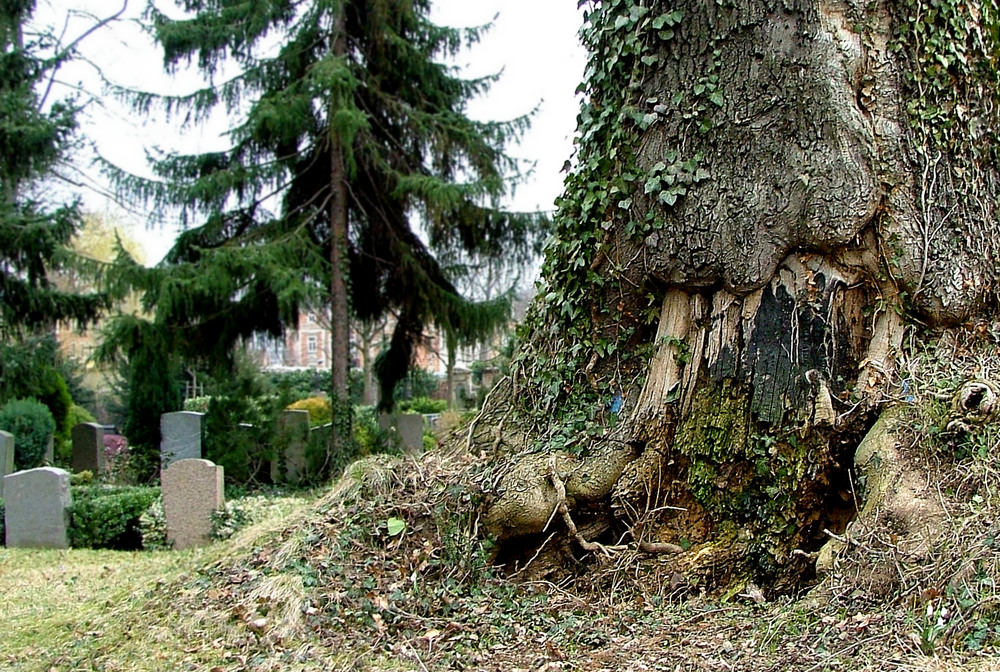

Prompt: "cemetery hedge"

[66,485,159,551]
[0,398,56,470]
[396,397,448,414]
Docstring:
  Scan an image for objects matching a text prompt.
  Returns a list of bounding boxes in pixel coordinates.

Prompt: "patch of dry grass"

[0,547,209,670]
[0,491,317,672]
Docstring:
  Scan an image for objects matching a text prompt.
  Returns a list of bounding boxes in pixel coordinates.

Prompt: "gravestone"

[160,411,204,470]
[72,422,106,473]
[378,412,425,454]
[162,458,224,550]
[0,430,13,498]
[271,410,310,484]
[44,433,54,464]
[4,467,71,549]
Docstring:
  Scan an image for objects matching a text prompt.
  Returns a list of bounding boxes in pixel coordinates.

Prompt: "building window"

[307,335,318,353]
[307,312,316,323]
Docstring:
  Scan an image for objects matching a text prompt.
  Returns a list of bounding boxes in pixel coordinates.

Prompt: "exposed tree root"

[547,457,626,558]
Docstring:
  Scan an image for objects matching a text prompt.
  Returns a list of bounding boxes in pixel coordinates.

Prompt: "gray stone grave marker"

[271,409,310,484]
[162,458,224,550]
[378,412,425,454]
[0,430,13,498]
[160,411,204,470]
[4,467,71,549]
[396,413,425,453]
[71,422,106,473]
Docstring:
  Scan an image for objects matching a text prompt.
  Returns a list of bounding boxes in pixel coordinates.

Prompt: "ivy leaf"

[659,190,678,206]
[617,197,633,210]
[644,176,661,194]
[709,90,725,107]
[639,112,658,129]
[653,8,684,28]
[386,517,406,536]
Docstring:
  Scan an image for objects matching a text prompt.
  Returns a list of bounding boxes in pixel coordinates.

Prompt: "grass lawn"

[0,492,316,672]
[0,547,210,671]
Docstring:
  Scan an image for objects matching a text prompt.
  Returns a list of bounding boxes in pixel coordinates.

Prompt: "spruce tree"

[0,0,106,335]
[106,0,546,454]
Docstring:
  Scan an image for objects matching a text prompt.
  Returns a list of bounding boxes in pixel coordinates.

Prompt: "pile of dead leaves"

[135,423,1000,671]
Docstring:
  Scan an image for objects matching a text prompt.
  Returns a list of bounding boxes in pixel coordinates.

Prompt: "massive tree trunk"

[471,0,1000,592]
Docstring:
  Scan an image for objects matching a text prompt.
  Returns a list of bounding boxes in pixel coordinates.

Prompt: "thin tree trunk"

[0,15,22,206]
[446,336,456,409]
[357,320,379,406]
[328,3,351,456]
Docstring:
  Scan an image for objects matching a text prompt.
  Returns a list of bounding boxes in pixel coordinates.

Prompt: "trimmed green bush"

[67,485,159,550]
[203,394,277,485]
[66,403,97,428]
[183,396,211,413]
[287,396,332,426]
[139,496,168,550]
[0,398,56,470]
[397,397,448,414]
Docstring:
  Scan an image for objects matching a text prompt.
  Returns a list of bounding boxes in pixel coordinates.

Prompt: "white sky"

[34,0,587,264]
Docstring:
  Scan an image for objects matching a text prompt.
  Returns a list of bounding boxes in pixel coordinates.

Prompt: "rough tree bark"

[470,0,1000,592]
[329,3,352,456]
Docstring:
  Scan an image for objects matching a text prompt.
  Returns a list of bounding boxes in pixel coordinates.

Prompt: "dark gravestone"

[271,410,310,484]
[71,422,106,473]
[160,411,204,470]
[378,413,425,454]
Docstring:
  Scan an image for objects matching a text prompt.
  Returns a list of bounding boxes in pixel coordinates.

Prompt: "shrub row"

[1,487,274,551]
[67,485,160,551]
[0,398,56,471]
